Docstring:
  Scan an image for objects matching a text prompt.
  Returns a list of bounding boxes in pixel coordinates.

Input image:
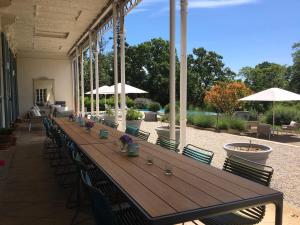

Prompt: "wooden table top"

[53,117,141,145]
[79,140,280,220]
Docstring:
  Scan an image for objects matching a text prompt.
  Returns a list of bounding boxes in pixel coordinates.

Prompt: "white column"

[113,0,119,124]
[120,4,126,131]
[76,48,80,115]
[80,49,85,116]
[0,21,5,127]
[169,0,176,140]
[180,0,188,150]
[89,31,94,114]
[95,36,99,115]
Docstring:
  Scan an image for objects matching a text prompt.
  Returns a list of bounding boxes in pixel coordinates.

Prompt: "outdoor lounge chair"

[282,121,299,134]
[182,144,214,165]
[200,155,274,225]
[256,123,271,140]
[156,136,179,153]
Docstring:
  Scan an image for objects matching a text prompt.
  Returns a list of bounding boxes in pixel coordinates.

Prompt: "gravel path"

[139,121,300,208]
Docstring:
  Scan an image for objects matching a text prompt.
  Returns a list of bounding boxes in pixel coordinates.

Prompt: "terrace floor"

[0,122,299,225]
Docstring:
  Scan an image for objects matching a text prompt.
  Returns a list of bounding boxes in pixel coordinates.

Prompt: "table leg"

[274,198,283,225]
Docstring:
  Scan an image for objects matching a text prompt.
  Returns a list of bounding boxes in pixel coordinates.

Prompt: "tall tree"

[289,42,300,92]
[125,38,180,106]
[187,48,235,106]
[239,62,290,92]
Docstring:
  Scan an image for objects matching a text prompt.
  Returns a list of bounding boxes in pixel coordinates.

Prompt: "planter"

[224,142,272,165]
[155,126,180,144]
[144,112,157,121]
[126,120,142,129]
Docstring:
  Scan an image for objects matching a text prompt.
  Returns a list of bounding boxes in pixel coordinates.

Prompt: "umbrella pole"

[273,101,275,133]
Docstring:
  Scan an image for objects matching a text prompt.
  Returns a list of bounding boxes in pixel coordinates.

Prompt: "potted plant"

[103,106,115,121]
[155,103,180,143]
[0,128,15,150]
[126,108,142,129]
[144,102,161,121]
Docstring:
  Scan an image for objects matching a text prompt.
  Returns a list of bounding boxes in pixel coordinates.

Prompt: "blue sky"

[118,0,300,73]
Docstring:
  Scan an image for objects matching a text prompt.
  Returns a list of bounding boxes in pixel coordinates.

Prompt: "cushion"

[290,121,297,126]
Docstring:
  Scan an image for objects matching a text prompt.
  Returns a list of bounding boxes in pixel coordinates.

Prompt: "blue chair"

[125,125,139,136]
[182,144,214,165]
[156,136,179,153]
[79,170,147,225]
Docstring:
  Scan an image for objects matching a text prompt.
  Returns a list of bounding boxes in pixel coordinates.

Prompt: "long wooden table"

[53,117,283,225]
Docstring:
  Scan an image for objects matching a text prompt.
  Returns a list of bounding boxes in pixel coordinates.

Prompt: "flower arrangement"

[85,121,95,130]
[68,113,74,121]
[119,135,133,152]
[120,135,133,145]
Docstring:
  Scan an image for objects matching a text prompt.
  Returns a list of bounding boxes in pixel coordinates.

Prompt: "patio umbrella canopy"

[239,88,300,128]
[107,83,148,94]
[85,85,112,95]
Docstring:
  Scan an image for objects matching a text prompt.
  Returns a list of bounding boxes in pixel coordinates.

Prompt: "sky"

[116,0,300,73]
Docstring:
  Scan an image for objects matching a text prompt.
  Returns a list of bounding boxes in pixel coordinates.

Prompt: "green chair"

[156,136,179,153]
[137,129,150,141]
[182,144,214,165]
[200,155,274,225]
[125,125,139,136]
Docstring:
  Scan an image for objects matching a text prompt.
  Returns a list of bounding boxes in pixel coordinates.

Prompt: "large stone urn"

[223,142,272,165]
[155,126,180,144]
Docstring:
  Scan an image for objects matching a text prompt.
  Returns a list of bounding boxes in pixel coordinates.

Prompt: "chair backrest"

[257,123,271,135]
[80,170,116,225]
[223,155,274,223]
[223,155,273,186]
[125,125,139,136]
[137,129,150,141]
[103,119,118,129]
[182,144,214,165]
[156,136,179,153]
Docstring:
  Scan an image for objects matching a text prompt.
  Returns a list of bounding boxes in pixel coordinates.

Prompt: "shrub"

[134,98,152,109]
[126,108,142,120]
[188,114,215,128]
[148,102,161,112]
[126,96,135,108]
[228,118,246,131]
[216,118,229,130]
[262,105,300,125]
[164,102,180,114]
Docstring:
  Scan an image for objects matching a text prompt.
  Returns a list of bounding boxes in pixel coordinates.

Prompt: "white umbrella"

[85,85,112,95]
[107,83,148,94]
[239,88,300,129]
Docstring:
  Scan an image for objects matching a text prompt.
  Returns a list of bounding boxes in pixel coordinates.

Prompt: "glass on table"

[146,155,154,165]
[164,163,173,176]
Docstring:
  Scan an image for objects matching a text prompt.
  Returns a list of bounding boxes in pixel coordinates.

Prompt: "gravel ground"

[138,121,300,208]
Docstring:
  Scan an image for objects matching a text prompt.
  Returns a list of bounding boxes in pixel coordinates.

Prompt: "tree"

[125,38,180,106]
[187,48,235,106]
[289,42,300,92]
[239,62,290,92]
[204,82,252,115]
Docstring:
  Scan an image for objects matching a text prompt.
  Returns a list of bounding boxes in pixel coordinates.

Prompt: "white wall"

[17,51,74,116]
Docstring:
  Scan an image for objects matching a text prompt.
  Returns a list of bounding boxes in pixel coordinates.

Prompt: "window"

[35,88,47,105]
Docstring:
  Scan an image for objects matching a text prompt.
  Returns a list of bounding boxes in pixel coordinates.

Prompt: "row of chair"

[42,117,147,225]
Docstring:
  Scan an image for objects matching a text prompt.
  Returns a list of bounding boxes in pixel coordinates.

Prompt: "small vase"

[120,143,128,153]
